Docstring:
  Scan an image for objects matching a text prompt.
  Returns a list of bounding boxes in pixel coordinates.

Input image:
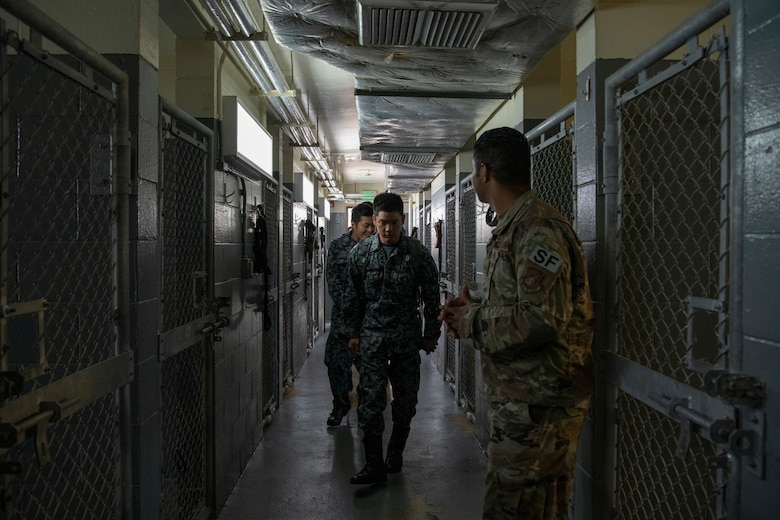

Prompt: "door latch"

[704,370,765,407]
[0,398,79,467]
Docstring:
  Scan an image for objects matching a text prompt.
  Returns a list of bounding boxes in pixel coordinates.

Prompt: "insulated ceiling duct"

[259,0,598,193]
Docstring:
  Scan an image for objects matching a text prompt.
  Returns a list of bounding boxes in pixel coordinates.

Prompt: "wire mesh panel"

[292,204,312,377]
[460,181,477,292]
[616,391,717,519]
[159,110,208,520]
[261,182,279,413]
[262,299,278,413]
[458,180,477,410]
[313,212,320,330]
[7,394,120,519]
[613,29,729,520]
[0,35,122,519]
[160,345,206,520]
[445,192,456,283]
[424,205,432,251]
[313,269,320,330]
[264,182,279,291]
[460,342,477,410]
[417,207,424,242]
[282,296,293,384]
[530,132,574,224]
[160,123,207,332]
[444,291,457,382]
[618,62,722,390]
[282,190,293,281]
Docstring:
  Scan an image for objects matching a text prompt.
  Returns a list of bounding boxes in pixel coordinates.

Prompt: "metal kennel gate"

[281,188,293,386]
[444,187,457,384]
[601,3,763,518]
[457,177,477,411]
[158,100,211,520]
[0,4,133,518]
[261,180,279,416]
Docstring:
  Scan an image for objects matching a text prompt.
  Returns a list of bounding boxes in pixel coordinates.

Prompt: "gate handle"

[0,397,80,466]
[650,393,735,459]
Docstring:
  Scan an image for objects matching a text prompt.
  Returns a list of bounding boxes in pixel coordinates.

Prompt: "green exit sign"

[361,190,376,195]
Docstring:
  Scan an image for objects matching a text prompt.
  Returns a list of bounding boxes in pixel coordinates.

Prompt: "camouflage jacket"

[460,190,594,409]
[326,231,358,336]
[345,233,442,353]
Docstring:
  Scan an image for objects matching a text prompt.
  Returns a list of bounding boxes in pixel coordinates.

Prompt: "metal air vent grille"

[358,0,498,49]
[381,151,437,164]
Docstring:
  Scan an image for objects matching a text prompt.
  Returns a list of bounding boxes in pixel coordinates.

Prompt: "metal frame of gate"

[0,1,133,517]
[158,99,212,520]
[601,2,764,518]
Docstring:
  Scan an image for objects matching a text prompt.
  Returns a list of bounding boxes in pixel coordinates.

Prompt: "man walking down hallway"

[217,332,486,519]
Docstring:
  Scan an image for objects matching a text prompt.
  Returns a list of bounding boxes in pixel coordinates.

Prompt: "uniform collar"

[368,233,406,253]
[492,189,537,236]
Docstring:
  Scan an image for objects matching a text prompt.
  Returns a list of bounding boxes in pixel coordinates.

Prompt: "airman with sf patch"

[440,127,594,520]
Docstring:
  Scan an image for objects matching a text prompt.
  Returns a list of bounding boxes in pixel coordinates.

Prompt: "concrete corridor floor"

[217,331,487,520]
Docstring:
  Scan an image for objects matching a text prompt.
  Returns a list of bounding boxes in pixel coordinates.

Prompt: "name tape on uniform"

[529,245,562,273]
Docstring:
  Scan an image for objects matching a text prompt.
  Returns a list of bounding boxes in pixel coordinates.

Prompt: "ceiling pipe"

[200,0,337,192]
[198,0,235,36]
[219,0,256,37]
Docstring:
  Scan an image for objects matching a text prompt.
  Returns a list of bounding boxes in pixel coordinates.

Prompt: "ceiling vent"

[358,0,498,49]
[381,151,437,164]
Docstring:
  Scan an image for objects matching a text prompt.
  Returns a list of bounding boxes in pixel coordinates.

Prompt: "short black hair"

[473,127,531,187]
[351,201,373,223]
[373,192,404,215]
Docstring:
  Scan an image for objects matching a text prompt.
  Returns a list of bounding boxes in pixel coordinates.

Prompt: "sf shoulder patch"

[529,245,562,273]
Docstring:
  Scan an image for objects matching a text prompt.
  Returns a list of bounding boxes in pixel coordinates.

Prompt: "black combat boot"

[350,433,387,485]
[384,424,410,473]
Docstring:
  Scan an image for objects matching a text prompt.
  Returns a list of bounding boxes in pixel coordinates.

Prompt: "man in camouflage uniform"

[324,202,374,427]
[440,127,594,519]
[344,192,441,485]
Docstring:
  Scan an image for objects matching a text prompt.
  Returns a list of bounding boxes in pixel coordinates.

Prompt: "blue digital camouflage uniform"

[344,233,442,437]
[325,231,360,415]
[459,190,594,520]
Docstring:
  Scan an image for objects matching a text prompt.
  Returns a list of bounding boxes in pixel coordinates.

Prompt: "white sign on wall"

[222,96,273,178]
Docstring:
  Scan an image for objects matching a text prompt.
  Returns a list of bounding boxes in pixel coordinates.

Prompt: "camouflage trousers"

[357,342,421,437]
[324,331,359,414]
[483,403,588,520]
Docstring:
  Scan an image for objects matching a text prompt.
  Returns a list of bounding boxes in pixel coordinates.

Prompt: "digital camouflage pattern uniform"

[459,190,594,520]
[344,233,441,437]
[325,231,360,416]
